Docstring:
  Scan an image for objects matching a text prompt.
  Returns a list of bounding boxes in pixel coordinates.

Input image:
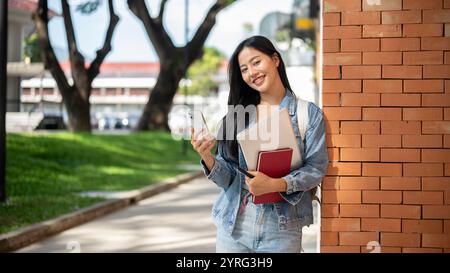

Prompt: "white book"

[236,108,302,171]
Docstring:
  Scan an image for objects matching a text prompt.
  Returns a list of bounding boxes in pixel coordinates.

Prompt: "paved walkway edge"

[0,171,204,252]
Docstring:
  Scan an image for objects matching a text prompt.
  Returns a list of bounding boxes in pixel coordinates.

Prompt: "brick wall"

[321,0,450,253]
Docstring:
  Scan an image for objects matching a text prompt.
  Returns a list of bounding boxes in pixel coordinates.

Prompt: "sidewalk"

[17,177,319,253]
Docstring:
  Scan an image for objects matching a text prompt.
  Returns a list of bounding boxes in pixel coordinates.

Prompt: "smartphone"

[189,110,210,139]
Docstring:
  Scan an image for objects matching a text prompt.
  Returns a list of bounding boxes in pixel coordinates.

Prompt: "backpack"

[296,98,321,204]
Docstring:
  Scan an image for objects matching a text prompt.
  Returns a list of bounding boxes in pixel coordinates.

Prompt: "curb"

[0,171,204,252]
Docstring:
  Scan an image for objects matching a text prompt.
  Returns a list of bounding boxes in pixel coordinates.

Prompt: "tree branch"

[34,0,70,93]
[88,0,119,83]
[186,0,235,67]
[127,0,175,59]
[157,0,169,22]
[61,0,85,76]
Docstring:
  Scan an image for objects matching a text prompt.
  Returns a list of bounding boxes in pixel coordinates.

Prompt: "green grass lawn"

[0,131,201,234]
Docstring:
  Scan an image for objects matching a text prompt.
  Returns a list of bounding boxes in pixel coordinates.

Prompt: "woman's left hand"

[245,171,286,196]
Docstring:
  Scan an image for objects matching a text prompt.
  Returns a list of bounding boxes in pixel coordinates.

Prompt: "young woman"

[191,35,329,253]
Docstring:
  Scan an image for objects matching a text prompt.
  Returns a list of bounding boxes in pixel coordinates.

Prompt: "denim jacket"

[200,90,329,235]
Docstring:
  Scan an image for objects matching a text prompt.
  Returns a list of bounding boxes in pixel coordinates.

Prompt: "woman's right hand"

[190,127,216,161]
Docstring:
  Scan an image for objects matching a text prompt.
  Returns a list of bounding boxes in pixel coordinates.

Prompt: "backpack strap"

[296,98,309,141]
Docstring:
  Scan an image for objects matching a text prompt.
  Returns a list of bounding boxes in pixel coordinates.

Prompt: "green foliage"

[182,47,225,96]
[0,132,200,234]
[23,33,42,63]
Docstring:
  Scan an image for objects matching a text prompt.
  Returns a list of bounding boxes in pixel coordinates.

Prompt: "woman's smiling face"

[238,46,280,93]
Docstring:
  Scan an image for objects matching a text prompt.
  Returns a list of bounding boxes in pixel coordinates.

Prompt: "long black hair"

[218,35,294,164]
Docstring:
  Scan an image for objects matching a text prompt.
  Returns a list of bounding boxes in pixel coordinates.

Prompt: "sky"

[48,0,293,62]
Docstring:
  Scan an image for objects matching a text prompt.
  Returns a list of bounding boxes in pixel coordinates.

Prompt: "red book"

[252,148,293,204]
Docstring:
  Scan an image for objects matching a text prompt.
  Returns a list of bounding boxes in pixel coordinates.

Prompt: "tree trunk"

[63,86,91,132]
[136,63,184,131]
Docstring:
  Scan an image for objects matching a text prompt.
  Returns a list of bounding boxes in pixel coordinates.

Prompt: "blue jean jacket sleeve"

[280,107,329,205]
[200,141,237,190]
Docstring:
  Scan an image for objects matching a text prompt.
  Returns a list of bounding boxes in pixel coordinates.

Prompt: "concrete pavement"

[17,176,319,253]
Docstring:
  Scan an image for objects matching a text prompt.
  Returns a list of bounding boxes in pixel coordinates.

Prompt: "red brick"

[341,93,380,106]
[382,10,421,24]
[363,135,402,147]
[340,232,379,246]
[445,219,450,233]
[321,231,339,245]
[323,80,362,93]
[446,52,450,64]
[381,205,421,219]
[404,51,443,65]
[325,120,340,134]
[382,65,422,79]
[381,94,421,107]
[322,190,362,204]
[361,218,401,232]
[422,121,450,134]
[403,248,443,253]
[322,218,361,231]
[381,148,420,162]
[423,149,450,163]
[446,108,450,120]
[403,191,444,205]
[342,11,380,25]
[328,147,339,161]
[327,134,361,147]
[404,163,444,177]
[402,219,443,233]
[340,177,380,190]
[404,80,444,93]
[324,0,362,12]
[423,234,450,248]
[323,176,339,190]
[323,39,340,52]
[423,205,450,219]
[381,121,421,134]
[323,13,341,26]
[445,135,450,148]
[321,204,339,217]
[363,190,402,204]
[403,108,443,121]
[340,204,380,217]
[363,25,402,38]
[381,38,420,51]
[423,94,450,107]
[381,233,420,247]
[362,0,402,11]
[445,190,450,204]
[323,66,341,79]
[363,80,402,93]
[342,65,381,79]
[323,93,340,106]
[403,0,443,9]
[323,107,361,120]
[362,246,402,253]
[363,163,402,176]
[403,24,444,37]
[422,37,450,50]
[446,0,450,8]
[422,177,450,190]
[423,65,450,79]
[403,135,443,148]
[341,38,380,52]
[363,108,401,120]
[324,53,362,65]
[324,26,362,39]
[341,148,379,161]
[381,177,421,190]
[423,9,450,23]
[363,52,402,65]
[321,245,361,253]
[341,121,380,134]
[327,162,362,176]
